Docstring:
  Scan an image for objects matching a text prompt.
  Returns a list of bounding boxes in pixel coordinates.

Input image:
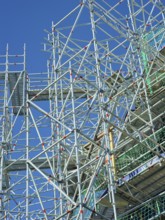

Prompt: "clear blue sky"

[0,0,78,72]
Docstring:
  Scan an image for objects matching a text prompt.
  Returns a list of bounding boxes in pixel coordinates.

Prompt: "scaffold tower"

[0,0,165,219]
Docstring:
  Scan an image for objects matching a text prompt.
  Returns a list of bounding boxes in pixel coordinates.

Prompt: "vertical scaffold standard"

[0,0,165,219]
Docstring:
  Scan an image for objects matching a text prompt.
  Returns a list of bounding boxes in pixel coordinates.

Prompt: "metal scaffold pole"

[0,0,165,219]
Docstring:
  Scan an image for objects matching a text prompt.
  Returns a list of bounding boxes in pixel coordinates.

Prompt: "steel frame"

[0,0,165,219]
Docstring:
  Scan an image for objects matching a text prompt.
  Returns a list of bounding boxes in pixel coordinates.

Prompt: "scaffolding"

[0,0,165,219]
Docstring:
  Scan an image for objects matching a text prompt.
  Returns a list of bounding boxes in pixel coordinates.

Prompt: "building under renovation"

[0,0,164,219]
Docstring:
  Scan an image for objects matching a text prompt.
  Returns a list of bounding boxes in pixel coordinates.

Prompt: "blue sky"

[0,0,78,72]
[1,1,164,73]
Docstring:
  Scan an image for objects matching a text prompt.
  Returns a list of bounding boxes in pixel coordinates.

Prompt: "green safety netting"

[116,127,165,174]
[118,193,165,220]
[142,26,165,95]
